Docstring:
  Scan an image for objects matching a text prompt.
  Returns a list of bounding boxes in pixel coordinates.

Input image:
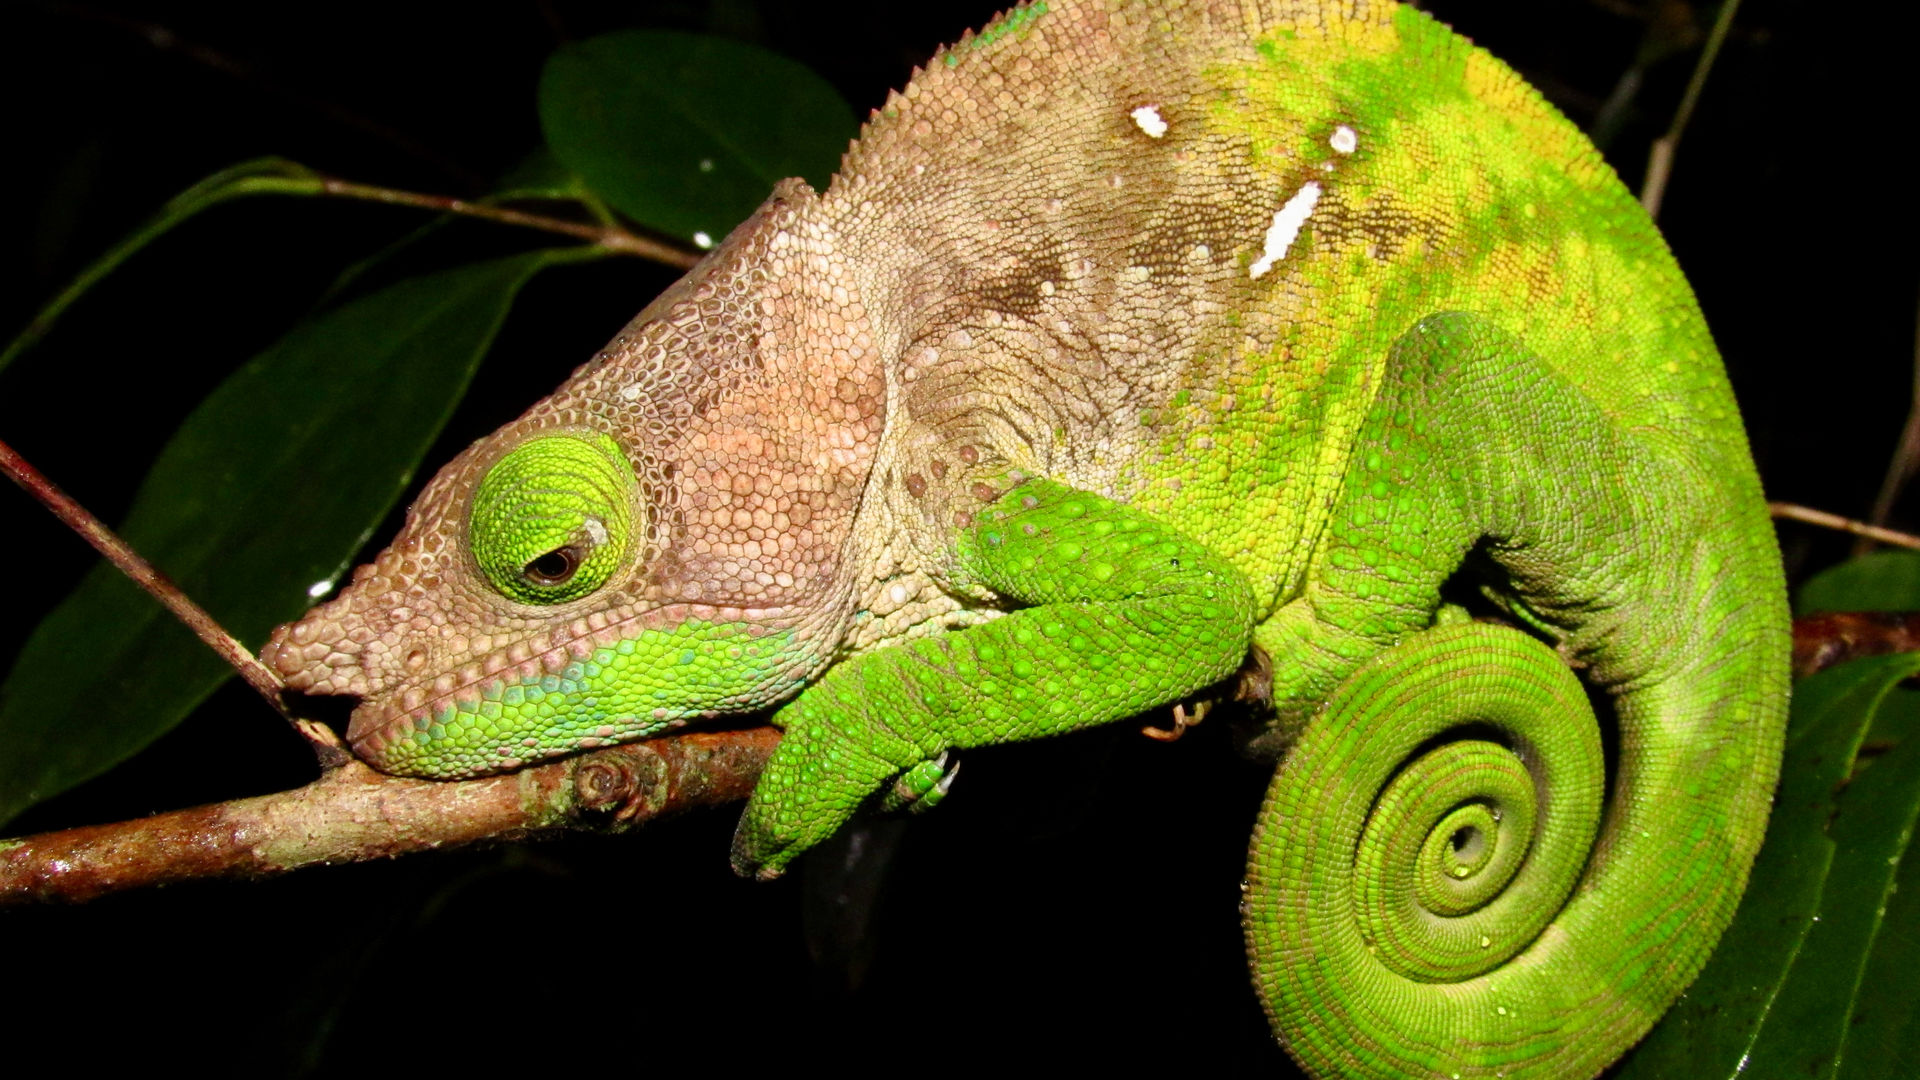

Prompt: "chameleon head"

[261,181,888,777]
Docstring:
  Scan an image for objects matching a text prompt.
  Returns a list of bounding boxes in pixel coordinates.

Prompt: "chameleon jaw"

[344,679,698,778]
[337,601,815,779]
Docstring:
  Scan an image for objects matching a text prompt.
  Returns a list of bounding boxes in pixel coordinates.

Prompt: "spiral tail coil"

[1246,622,1633,1079]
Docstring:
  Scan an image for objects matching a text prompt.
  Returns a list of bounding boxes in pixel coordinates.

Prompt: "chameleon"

[261,1,1788,1076]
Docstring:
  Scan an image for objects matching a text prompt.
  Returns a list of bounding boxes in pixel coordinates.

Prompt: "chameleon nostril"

[406,648,429,671]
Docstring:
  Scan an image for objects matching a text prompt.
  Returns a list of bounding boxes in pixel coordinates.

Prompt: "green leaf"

[1617,652,1920,1078]
[1750,678,1920,1076]
[1844,774,1920,1077]
[1796,550,1920,616]
[1,158,327,374]
[0,250,590,826]
[538,30,857,244]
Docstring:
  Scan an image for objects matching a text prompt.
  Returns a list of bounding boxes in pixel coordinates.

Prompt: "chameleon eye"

[469,433,639,605]
[522,545,582,587]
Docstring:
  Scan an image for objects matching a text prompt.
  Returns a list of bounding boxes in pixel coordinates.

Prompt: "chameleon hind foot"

[1141,699,1210,742]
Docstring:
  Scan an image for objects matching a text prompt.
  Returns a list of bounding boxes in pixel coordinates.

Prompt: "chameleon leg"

[1244,313,1788,1078]
[730,477,1257,877]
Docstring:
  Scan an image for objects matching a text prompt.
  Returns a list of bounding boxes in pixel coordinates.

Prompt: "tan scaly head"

[262,183,888,777]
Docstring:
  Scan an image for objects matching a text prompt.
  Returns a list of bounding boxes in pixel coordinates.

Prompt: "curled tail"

[1244,313,1789,1078]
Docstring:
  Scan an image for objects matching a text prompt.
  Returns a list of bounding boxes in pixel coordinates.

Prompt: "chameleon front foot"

[729,698,927,880]
[735,742,959,878]
[878,750,960,814]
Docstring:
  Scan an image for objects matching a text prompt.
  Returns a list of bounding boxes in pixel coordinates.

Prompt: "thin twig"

[1861,282,1920,552]
[0,727,779,905]
[1641,0,1742,219]
[1770,501,1920,552]
[0,437,289,713]
[4,160,698,373]
[315,177,699,267]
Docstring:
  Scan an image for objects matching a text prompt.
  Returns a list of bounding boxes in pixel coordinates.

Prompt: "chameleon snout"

[261,608,372,698]
[261,607,413,772]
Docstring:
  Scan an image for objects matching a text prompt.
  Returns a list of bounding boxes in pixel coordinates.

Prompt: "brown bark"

[1792,611,1920,680]
[0,726,778,906]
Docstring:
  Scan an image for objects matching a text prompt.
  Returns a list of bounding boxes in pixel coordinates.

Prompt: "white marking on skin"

[890,583,910,604]
[1331,124,1358,154]
[307,579,336,599]
[1130,104,1168,138]
[692,231,714,249]
[1249,181,1322,280]
[619,384,643,401]
[583,517,610,546]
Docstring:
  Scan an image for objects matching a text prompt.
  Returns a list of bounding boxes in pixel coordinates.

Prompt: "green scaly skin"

[264,3,1789,1076]
[731,476,1256,873]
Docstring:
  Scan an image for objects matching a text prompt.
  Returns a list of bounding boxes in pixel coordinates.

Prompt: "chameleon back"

[822,0,1757,628]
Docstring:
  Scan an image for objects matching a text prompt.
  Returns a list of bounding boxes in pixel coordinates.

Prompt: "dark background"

[1,1,1913,1074]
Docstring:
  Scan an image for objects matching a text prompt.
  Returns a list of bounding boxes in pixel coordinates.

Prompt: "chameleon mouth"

[344,600,803,778]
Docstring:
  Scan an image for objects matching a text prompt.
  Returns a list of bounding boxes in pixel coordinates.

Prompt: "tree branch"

[0,726,778,906]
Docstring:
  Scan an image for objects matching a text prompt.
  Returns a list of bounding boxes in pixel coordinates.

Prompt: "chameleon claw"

[920,758,961,812]
[879,750,958,813]
[1142,699,1210,742]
